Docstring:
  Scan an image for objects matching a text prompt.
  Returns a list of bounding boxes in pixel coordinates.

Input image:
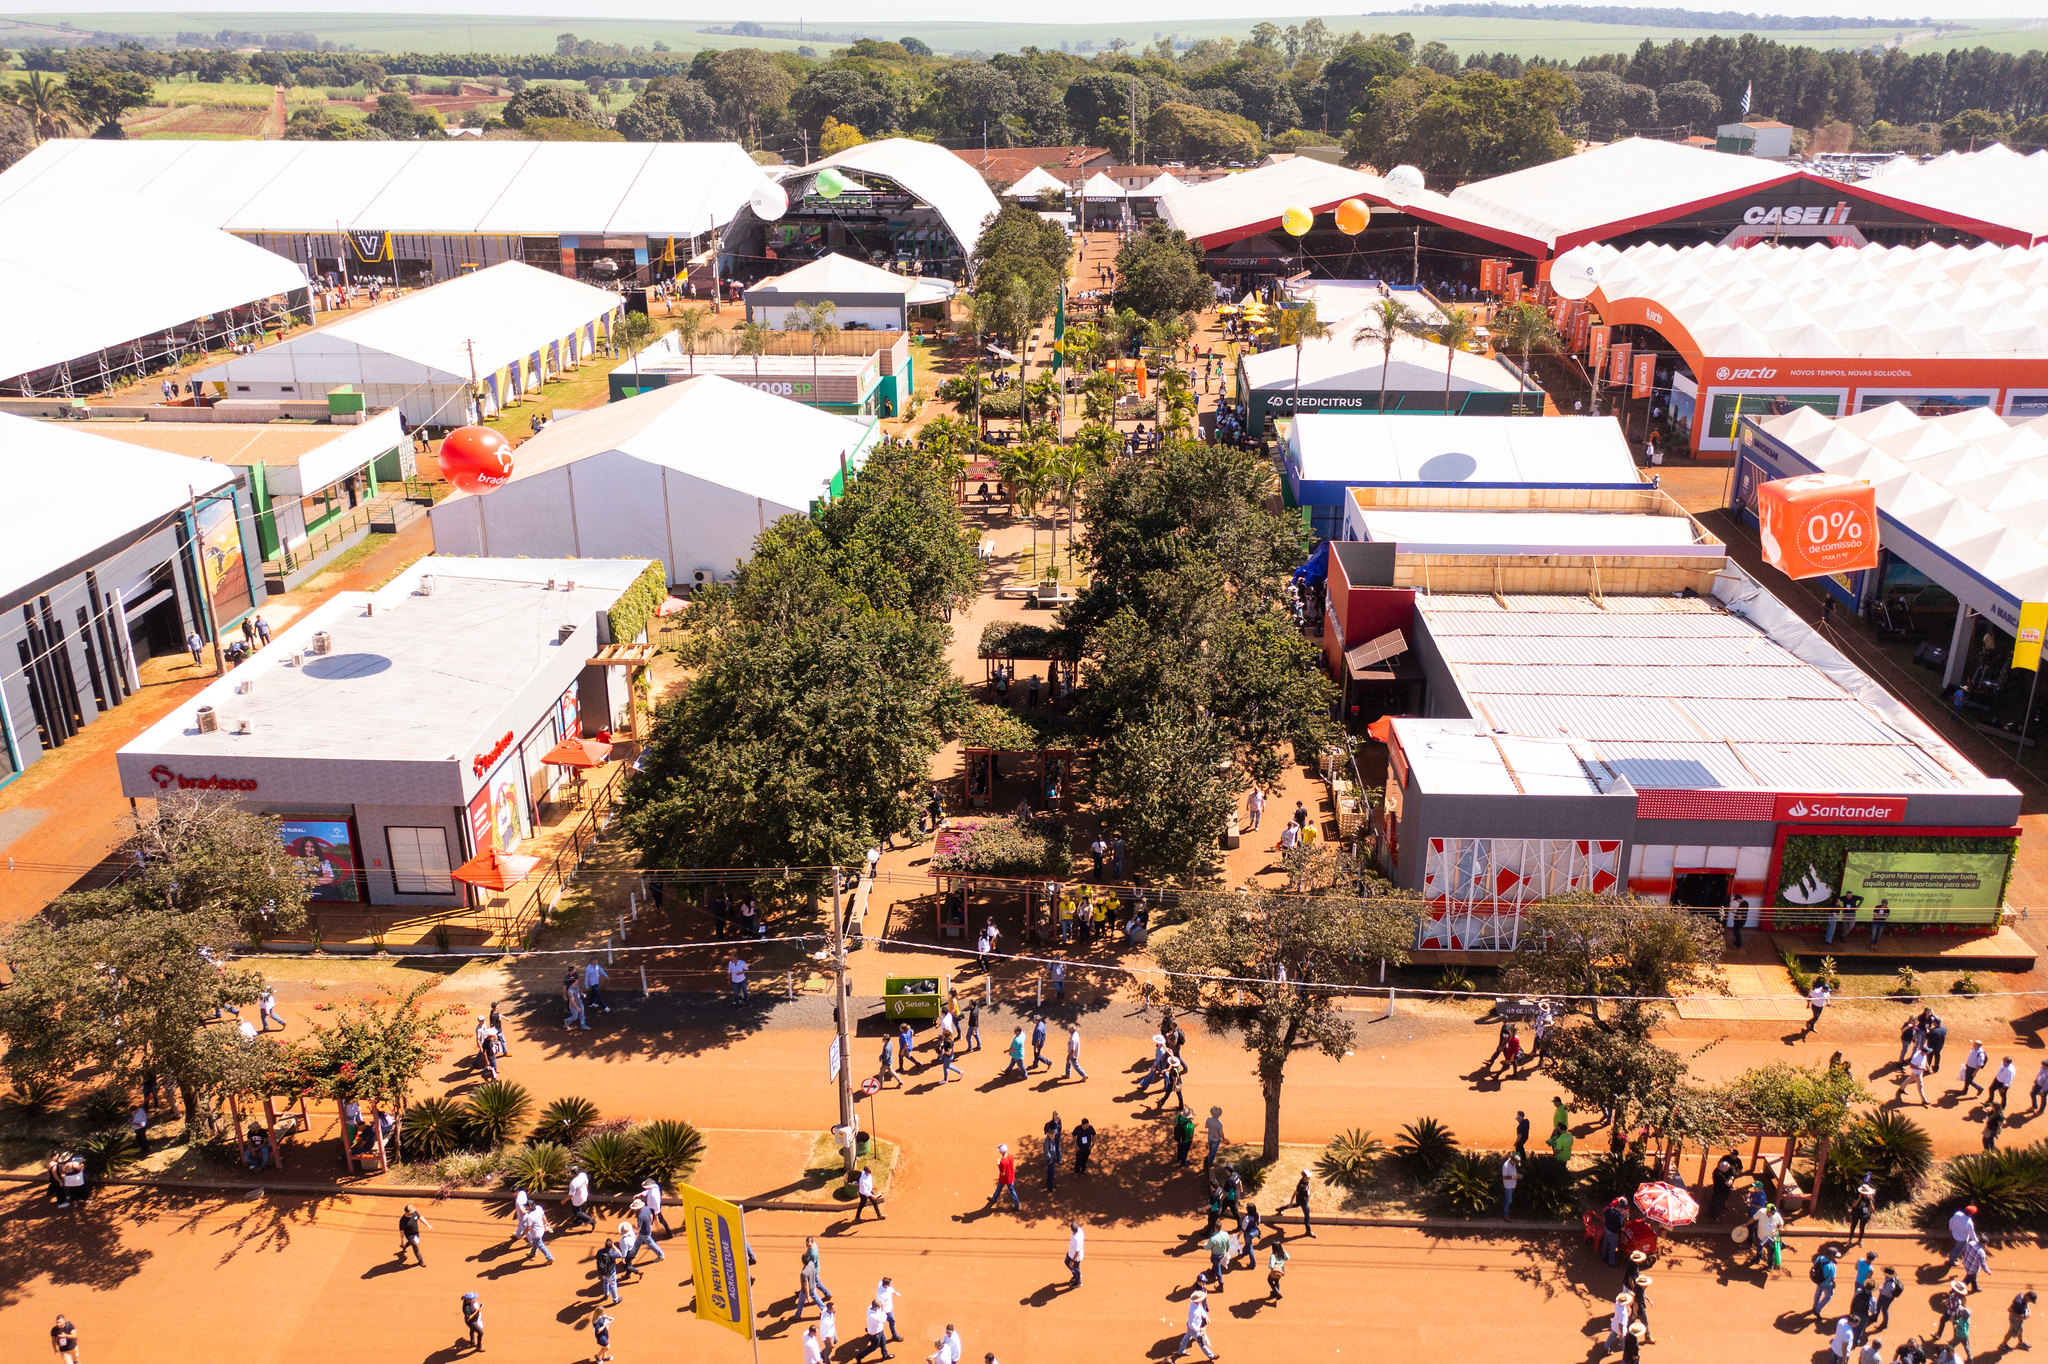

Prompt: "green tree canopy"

[1112,222,1212,323]
[502,83,600,127]
[1499,895,1724,1024]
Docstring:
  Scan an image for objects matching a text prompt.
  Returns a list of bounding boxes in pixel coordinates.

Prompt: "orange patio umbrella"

[451,848,541,891]
[656,596,689,617]
[1365,716,1397,744]
[541,736,613,768]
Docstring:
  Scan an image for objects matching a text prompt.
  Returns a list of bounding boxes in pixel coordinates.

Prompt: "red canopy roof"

[452,849,540,891]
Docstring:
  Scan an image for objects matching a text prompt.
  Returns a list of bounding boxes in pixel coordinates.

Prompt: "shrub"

[1780,948,1814,994]
[1582,1148,1657,1204]
[1816,956,1842,990]
[1952,970,1983,996]
[1941,1143,2048,1230]
[928,811,1074,877]
[3,1073,62,1119]
[1893,965,1921,999]
[1517,1153,1582,1219]
[533,1096,602,1146]
[1431,1149,1499,1217]
[1393,1118,1460,1178]
[1315,1128,1385,1189]
[1827,1110,1934,1206]
[462,1080,535,1149]
[82,1087,129,1128]
[1435,967,1475,994]
[501,1140,572,1192]
[635,1119,707,1189]
[82,1127,140,1178]
[402,1096,469,1159]
[576,1128,640,1189]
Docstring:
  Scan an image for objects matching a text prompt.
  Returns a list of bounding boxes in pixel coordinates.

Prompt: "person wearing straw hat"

[1606,1291,1633,1352]
[1630,1271,1654,1343]
[1171,1289,1217,1362]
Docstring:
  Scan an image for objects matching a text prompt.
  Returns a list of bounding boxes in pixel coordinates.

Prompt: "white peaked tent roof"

[804,138,1002,256]
[0,195,308,383]
[1585,240,2048,358]
[747,252,955,305]
[195,262,619,388]
[1849,143,2048,246]
[1242,329,1522,396]
[1079,172,1127,199]
[1156,154,1516,249]
[1001,166,1068,198]
[0,412,236,602]
[0,138,772,237]
[1758,402,2048,613]
[462,374,876,510]
[1133,172,1186,198]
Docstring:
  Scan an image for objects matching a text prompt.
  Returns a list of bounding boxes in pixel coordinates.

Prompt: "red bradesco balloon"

[439,425,515,494]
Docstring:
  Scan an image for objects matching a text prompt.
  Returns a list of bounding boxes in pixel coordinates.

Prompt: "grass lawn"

[802,1131,901,1201]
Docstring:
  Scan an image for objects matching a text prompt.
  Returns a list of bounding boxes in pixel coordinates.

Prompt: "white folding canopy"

[0,196,309,383]
[1002,166,1068,198]
[1241,330,1523,397]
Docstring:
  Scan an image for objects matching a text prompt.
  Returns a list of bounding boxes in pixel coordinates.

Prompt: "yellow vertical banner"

[680,1184,754,1339]
[2013,601,2048,671]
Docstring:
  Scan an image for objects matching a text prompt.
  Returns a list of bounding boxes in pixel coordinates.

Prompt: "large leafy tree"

[1154,888,1418,1158]
[64,62,151,135]
[0,793,313,1119]
[615,75,723,141]
[1112,222,1212,324]
[502,83,600,128]
[1500,895,1725,1025]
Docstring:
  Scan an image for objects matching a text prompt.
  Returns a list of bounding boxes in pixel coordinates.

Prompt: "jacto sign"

[1774,794,1908,823]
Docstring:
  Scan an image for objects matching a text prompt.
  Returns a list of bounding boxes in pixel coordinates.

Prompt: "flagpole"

[737,1202,762,1364]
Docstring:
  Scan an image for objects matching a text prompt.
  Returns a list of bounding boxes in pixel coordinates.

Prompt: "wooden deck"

[1772,925,2036,971]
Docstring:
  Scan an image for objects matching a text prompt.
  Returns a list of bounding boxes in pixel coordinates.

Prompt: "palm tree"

[1026,372,1063,439]
[1489,301,1558,416]
[4,72,80,144]
[1424,307,1482,415]
[671,306,721,374]
[1353,297,1414,415]
[1157,364,1196,439]
[996,442,1051,568]
[789,299,838,407]
[734,319,771,384]
[1050,438,1097,577]
[1273,302,1330,429]
[953,359,986,433]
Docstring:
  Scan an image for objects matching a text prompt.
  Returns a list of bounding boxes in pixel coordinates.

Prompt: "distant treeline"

[1393,5,1920,31]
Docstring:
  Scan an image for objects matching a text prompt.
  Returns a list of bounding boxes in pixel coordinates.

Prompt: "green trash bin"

[882,975,948,1020]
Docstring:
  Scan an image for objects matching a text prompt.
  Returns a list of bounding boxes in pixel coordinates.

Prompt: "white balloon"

[1383,164,1425,204]
[750,181,789,222]
[1548,246,1603,300]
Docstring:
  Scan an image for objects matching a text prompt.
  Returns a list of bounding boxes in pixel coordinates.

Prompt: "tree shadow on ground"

[940,1121,1214,1230]
[0,1185,155,1309]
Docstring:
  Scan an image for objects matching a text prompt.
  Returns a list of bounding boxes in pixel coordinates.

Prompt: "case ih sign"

[1774,794,1907,823]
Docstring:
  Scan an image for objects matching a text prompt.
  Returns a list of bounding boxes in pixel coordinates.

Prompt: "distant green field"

[3,11,2045,61]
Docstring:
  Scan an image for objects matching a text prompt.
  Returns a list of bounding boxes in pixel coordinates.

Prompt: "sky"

[14,1,2048,21]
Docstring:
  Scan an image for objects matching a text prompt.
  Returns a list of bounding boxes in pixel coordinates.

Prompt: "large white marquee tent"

[428,374,880,586]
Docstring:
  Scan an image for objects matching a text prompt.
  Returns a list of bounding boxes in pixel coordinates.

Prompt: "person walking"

[1203,1222,1232,1289]
[965,1000,982,1053]
[1500,1153,1520,1219]
[1848,1181,1877,1243]
[1063,1026,1088,1081]
[640,1177,670,1235]
[1266,1235,1291,1300]
[855,1300,895,1363]
[1962,1237,1992,1294]
[1043,1113,1063,1191]
[1960,1042,1989,1097]
[1990,1058,2017,1110]
[1606,1291,1633,1353]
[854,1165,885,1222]
[929,1326,963,1364]
[1246,787,1264,832]
[521,1203,554,1265]
[1170,1290,1217,1362]
[1834,1315,1859,1363]
[1876,1268,1904,1333]
[2001,1290,2036,1350]
[631,1196,666,1267]
[1928,1013,1951,1071]
[258,987,284,1032]
[1948,1206,1981,1266]
[1004,1027,1028,1079]
[1806,982,1832,1036]
[1073,1118,1095,1176]
[568,1167,594,1229]
[1203,1107,1225,1173]
[1277,1168,1315,1236]
[1514,1110,1531,1162]
[461,1292,484,1353]
[1065,1220,1085,1287]
[990,1144,1021,1210]
[1630,1272,1654,1344]
[583,959,612,1014]
[398,1203,432,1266]
[896,1022,921,1075]
[874,1276,903,1342]
[1029,1017,1050,1072]
[728,955,749,1005]
[798,1241,832,1319]
[1934,1282,1968,1343]
[817,1304,840,1358]
[186,630,205,665]
[1900,1045,1931,1105]
[50,1315,80,1364]
[937,1031,962,1083]
[1174,1105,1197,1168]
[2029,1060,2048,1116]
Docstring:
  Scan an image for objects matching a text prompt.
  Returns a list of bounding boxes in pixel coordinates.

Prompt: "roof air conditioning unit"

[693,569,711,585]
[419,574,436,596]
[234,718,253,735]
[289,651,303,668]
[565,579,576,592]
[196,705,218,733]
[558,624,578,643]
[546,578,557,591]
[235,678,254,695]
[310,631,332,655]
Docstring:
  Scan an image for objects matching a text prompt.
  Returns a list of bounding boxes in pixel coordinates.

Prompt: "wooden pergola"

[587,641,658,739]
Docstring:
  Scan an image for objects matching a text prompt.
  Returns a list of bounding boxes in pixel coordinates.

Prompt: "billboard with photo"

[1840,849,2009,916]
[1707,390,1842,442]
[1854,391,1995,417]
[196,493,252,626]
[279,816,360,902]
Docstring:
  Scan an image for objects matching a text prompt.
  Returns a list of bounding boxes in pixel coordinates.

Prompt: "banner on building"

[2013,601,2047,671]
[679,1184,754,1340]
[1587,325,1610,372]
[1840,849,2009,916]
[346,230,393,264]
[1632,351,1655,399]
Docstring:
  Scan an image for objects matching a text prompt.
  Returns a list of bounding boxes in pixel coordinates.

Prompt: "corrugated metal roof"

[1729,741,1958,791]
[1433,634,1794,668]
[1675,697,1900,745]
[1469,694,1707,743]
[1596,741,1760,790]
[1455,663,1846,700]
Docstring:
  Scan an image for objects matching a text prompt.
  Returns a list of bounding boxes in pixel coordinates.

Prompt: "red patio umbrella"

[1633,1182,1699,1228]
[451,849,540,891]
[656,596,688,617]
[541,736,613,768]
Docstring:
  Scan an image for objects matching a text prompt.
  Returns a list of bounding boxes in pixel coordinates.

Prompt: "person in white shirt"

[584,959,612,1013]
[1065,1219,1085,1287]
[729,955,750,1005]
[804,1325,825,1364]
[928,1326,962,1364]
[1171,1290,1216,1361]
[640,1177,671,1234]
[2029,1060,2048,1116]
[1063,1026,1087,1081]
[616,1219,639,1275]
[521,1204,554,1264]
[1948,1204,1980,1265]
[854,1166,884,1223]
[1960,1041,1990,1096]
[1805,983,1831,1036]
[1989,1057,2018,1109]
[568,1167,594,1228]
[258,987,283,1032]
[509,1187,531,1244]
[873,1278,902,1341]
[858,1301,893,1362]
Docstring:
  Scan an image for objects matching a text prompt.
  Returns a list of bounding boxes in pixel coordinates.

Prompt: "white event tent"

[0,197,310,391]
[1001,166,1068,199]
[193,262,621,428]
[428,374,881,587]
[744,252,955,331]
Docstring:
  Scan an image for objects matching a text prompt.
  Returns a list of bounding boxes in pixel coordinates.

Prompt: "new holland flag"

[1741,81,1752,117]
[346,230,392,264]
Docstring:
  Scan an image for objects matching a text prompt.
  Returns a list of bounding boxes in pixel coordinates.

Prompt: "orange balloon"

[439,425,515,495]
[1334,198,1371,235]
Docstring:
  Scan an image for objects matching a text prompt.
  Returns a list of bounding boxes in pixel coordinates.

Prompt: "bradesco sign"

[1774,794,1907,823]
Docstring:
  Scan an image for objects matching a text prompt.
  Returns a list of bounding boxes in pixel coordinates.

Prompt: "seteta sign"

[1773,794,1907,823]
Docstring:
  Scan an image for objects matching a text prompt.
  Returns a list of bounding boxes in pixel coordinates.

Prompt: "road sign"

[859,1076,883,1098]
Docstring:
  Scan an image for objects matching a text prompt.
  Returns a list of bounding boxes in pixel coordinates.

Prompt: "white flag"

[1741,81,1753,117]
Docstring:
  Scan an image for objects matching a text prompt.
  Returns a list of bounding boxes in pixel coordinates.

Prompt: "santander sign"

[1774,794,1906,823]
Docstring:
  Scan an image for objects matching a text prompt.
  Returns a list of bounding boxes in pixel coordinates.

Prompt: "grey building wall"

[355,802,467,909]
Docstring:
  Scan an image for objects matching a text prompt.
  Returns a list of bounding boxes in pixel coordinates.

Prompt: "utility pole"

[831,864,856,1178]
[464,338,481,423]
[1411,226,1420,287]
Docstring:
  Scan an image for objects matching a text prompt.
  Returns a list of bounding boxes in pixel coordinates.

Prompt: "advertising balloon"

[1334,198,1371,235]
[1548,245,1604,301]
[439,425,515,495]
[1280,204,1313,237]
[749,180,788,222]
[1383,164,1425,203]
[815,167,848,199]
